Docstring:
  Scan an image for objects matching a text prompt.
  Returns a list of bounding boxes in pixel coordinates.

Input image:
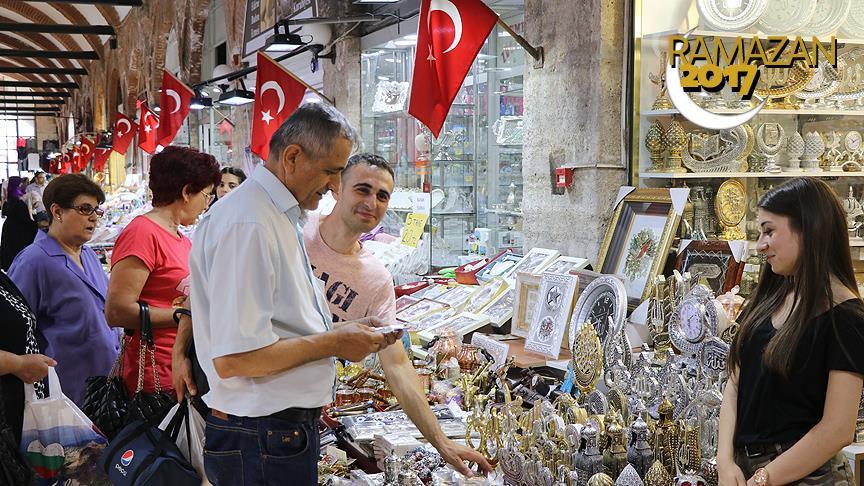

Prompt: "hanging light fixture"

[264,21,307,52]
[218,79,254,106]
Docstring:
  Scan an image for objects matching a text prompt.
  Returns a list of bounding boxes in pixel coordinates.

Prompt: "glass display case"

[632,0,864,268]
[361,11,526,270]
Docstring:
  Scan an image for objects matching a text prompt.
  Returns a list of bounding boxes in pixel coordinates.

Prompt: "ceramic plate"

[805,0,851,37]
[697,0,769,31]
[757,0,817,34]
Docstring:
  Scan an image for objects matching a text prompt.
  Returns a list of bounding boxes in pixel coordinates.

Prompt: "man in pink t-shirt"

[304,154,490,473]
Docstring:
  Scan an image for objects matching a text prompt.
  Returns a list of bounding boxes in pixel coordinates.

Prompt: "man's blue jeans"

[203,413,319,486]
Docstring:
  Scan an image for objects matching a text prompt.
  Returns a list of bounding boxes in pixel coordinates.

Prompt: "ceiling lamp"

[264,22,307,52]
[190,96,213,110]
[218,89,254,106]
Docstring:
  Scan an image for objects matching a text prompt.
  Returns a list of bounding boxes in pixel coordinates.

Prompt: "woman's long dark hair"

[728,177,860,379]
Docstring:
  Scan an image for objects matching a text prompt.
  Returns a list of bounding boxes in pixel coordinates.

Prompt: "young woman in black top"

[718,177,864,486]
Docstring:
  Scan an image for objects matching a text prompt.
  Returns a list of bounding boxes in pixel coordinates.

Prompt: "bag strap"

[24,367,60,403]
[127,401,192,483]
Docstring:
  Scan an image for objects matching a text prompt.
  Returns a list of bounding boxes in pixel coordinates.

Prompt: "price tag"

[400,212,429,248]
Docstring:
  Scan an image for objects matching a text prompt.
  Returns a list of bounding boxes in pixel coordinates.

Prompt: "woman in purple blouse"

[8,174,120,406]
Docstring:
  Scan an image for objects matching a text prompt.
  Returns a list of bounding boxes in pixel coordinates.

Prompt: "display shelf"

[432,211,475,216]
[486,208,524,217]
[640,170,864,179]
[643,108,864,117]
[642,29,864,46]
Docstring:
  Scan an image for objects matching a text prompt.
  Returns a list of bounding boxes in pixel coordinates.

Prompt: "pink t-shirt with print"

[303,212,396,325]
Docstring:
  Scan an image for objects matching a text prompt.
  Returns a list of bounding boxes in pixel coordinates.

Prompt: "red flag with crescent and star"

[77,136,96,171]
[408,0,498,138]
[58,152,71,175]
[93,147,112,172]
[251,52,307,161]
[70,145,82,173]
[138,104,161,154]
[112,112,137,155]
[157,70,194,147]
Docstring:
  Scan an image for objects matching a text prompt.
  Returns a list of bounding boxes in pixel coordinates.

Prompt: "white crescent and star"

[116,118,131,137]
[166,89,182,114]
[142,110,157,133]
[426,0,463,60]
[80,143,91,155]
[665,34,766,130]
[260,81,286,114]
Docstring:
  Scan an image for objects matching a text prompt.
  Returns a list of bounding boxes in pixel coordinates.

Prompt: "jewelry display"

[645,120,666,172]
[663,119,688,173]
[801,131,826,171]
[754,123,786,173]
[682,125,751,173]
[714,180,746,241]
[785,131,805,170]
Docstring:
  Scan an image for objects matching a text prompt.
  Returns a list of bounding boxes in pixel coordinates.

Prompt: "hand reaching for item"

[435,438,494,478]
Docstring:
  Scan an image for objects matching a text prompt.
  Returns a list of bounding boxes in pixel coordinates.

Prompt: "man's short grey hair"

[268,102,361,162]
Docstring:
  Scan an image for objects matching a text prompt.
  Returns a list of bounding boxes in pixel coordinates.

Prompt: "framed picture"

[395,296,420,313]
[408,307,459,332]
[544,256,590,275]
[478,288,515,327]
[464,278,509,314]
[418,313,491,343]
[435,285,477,310]
[512,272,542,337]
[675,240,746,295]
[476,252,524,282]
[597,188,681,303]
[471,333,510,370]
[524,272,579,359]
[415,284,450,301]
[512,247,560,277]
[396,299,449,324]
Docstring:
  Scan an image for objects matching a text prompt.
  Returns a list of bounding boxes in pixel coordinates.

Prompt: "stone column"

[319,0,363,130]
[522,0,629,263]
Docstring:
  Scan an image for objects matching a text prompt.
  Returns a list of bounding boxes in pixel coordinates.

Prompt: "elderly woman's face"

[53,194,102,246]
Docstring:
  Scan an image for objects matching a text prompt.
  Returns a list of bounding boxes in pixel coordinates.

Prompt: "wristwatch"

[753,467,769,486]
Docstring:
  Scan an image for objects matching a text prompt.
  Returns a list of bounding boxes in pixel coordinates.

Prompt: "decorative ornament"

[825,130,845,171]
[644,460,673,486]
[755,123,786,173]
[801,131,826,171]
[649,52,674,111]
[786,131,805,170]
[696,0,768,31]
[715,179,747,241]
[645,120,666,172]
[571,321,603,395]
[587,473,615,486]
[664,118,688,173]
[616,465,645,486]
[682,125,751,173]
[628,416,654,479]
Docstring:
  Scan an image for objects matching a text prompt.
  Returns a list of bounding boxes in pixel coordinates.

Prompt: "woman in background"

[0,177,37,270]
[210,167,246,207]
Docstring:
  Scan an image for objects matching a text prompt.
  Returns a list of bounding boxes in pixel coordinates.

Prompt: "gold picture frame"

[596,188,681,304]
[512,272,542,338]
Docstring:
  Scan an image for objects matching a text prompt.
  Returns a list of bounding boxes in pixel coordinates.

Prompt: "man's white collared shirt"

[190,165,334,416]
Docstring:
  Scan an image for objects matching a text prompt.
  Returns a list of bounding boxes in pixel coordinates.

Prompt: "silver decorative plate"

[840,0,864,38]
[805,0,852,37]
[568,276,627,351]
[757,0,817,35]
[697,0,769,31]
[670,285,719,358]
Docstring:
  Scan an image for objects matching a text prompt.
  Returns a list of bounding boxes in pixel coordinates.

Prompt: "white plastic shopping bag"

[20,367,109,485]
[158,402,209,485]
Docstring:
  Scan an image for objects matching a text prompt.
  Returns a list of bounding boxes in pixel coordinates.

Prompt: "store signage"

[400,213,429,248]
[665,35,837,130]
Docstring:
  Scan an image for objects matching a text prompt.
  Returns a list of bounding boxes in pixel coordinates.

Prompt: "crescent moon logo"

[116,118,131,137]
[260,81,286,114]
[665,36,766,130]
[167,89,181,114]
[81,143,90,155]
[428,0,462,54]
[143,111,157,126]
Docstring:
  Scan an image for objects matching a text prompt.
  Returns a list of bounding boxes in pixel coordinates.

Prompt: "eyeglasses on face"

[65,204,105,217]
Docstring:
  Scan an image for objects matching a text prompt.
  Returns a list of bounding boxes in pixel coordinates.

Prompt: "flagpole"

[496,19,544,68]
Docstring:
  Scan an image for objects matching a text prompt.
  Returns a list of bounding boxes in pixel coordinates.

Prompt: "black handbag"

[0,380,32,486]
[82,334,130,440]
[124,302,176,427]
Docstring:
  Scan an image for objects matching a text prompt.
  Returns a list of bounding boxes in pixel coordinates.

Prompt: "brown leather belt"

[211,407,322,424]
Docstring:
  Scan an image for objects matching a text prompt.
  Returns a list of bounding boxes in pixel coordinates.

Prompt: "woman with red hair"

[105,146,220,405]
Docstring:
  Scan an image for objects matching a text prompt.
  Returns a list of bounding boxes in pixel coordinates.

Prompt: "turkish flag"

[112,112,137,155]
[48,156,59,174]
[93,147,112,172]
[70,146,82,173]
[78,136,96,171]
[157,70,194,147]
[58,153,70,174]
[408,0,498,137]
[138,104,160,154]
[251,52,307,161]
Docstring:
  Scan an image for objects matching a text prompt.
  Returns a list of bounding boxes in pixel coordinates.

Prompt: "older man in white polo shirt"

[188,103,400,485]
